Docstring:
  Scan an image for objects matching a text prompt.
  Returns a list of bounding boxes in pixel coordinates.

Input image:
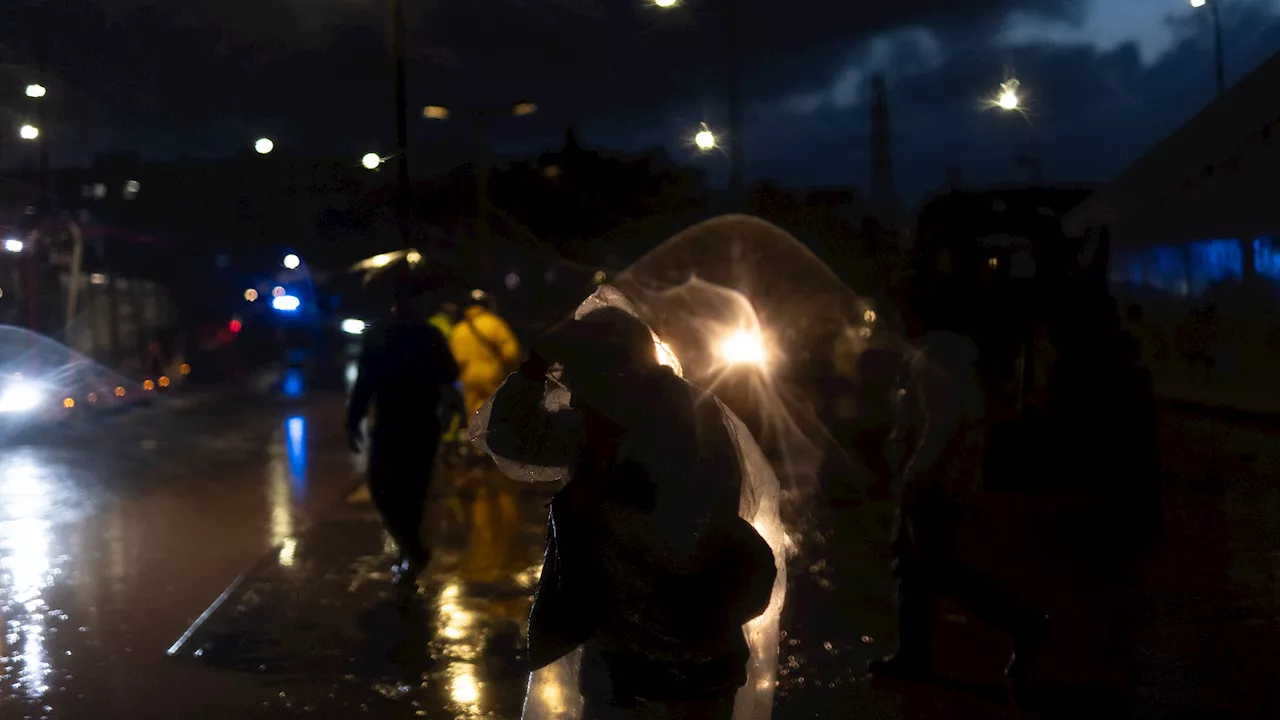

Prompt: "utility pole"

[1210,0,1225,98]
[38,0,50,195]
[31,0,50,337]
[724,0,744,201]
[391,0,413,248]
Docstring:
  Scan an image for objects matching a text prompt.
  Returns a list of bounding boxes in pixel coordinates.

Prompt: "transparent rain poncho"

[470,214,899,720]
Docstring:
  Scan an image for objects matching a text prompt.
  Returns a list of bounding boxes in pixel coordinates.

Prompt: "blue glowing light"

[1255,236,1280,282]
[282,368,304,398]
[1144,245,1190,296]
[272,294,301,312]
[1188,238,1242,295]
[285,416,307,489]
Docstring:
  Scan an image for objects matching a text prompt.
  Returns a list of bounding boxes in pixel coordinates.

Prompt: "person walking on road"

[870,281,1049,690]
[429,301,459,341]
[348,279,461,586]
[446,290,522,586]
[449,290,521,420]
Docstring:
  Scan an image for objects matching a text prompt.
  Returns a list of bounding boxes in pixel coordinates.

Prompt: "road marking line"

[166,572,248,657]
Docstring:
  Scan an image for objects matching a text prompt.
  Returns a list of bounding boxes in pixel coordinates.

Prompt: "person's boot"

[1005,613,1051,686]
[870,578,936,681]
[394,547,431,587]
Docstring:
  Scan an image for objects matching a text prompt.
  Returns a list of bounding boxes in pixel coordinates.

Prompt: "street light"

[423,105,451,120]
[1190,0,1226,97]
[3,239,23,253]
[254,137,275,155]
[283,253,301,270]
[25,84,46,99]
[986,79,1041,182]
[695,124,717,151]
[361,153,382,170]
[995,79,1021,111]
[19,124,39,140]
[655,0,743,198]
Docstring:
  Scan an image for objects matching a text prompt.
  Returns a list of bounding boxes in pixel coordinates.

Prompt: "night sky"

[4,0,1280,202]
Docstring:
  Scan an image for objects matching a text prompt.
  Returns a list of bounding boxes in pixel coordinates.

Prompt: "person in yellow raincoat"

[449,291,523,586]
[449,291,521,418]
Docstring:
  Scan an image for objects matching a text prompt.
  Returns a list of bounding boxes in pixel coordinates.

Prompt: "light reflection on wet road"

[0,392,362,720]
[2,389,1279,719]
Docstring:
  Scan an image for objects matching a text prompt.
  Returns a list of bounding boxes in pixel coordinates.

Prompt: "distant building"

[1063,48,1280,298]
[1063,48,1280,412]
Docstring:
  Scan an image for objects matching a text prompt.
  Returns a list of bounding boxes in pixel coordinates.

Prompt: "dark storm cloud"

[4,0,1085,163]
[9,0,1277,207]
[745,0,1280,201]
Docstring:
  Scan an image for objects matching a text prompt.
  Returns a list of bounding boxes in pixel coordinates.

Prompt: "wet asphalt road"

[0,390,365,720]
[3,387,1280,719]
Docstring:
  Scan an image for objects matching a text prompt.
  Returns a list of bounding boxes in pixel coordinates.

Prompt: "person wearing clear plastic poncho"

[473,296,779,720]
[870,277,1050,689]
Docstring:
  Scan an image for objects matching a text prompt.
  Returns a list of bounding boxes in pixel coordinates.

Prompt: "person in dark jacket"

[483,308,776,719]
[871,279,1049,689]
[348,281,461,585]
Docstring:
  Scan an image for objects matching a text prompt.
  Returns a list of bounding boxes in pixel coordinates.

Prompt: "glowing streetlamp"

[283,253,301,270]
[423,105,451,120]
[18,124,39,140]
[655,0,744,198]
[996,80,1020,111]
[254,137,275,155]
[25,84,46,99]
[695,124,717,151]
[361,153,382,170]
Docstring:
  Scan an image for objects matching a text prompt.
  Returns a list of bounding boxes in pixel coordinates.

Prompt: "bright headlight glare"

[717,328,769,367]
[272,294,301,312]
[0,382,42,413]
[341,318,366,335]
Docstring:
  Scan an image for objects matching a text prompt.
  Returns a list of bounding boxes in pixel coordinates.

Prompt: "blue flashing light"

[282,368,305,398]
[1188,238,1242,295]
[272,294,301,312]
[1255,236,1280,282]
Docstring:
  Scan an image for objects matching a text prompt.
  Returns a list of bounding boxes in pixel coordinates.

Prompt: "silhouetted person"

[853,346,906,500]
[427,301,464,446]
[429,301,460,340]
[871,282,1049,688]
[1048,293,1161,551]
[348,282,460,585]
[484,308,775,720]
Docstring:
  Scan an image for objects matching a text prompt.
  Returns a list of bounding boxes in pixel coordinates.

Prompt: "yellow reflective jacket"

[428,313,455,341]
[450,305,521,416]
